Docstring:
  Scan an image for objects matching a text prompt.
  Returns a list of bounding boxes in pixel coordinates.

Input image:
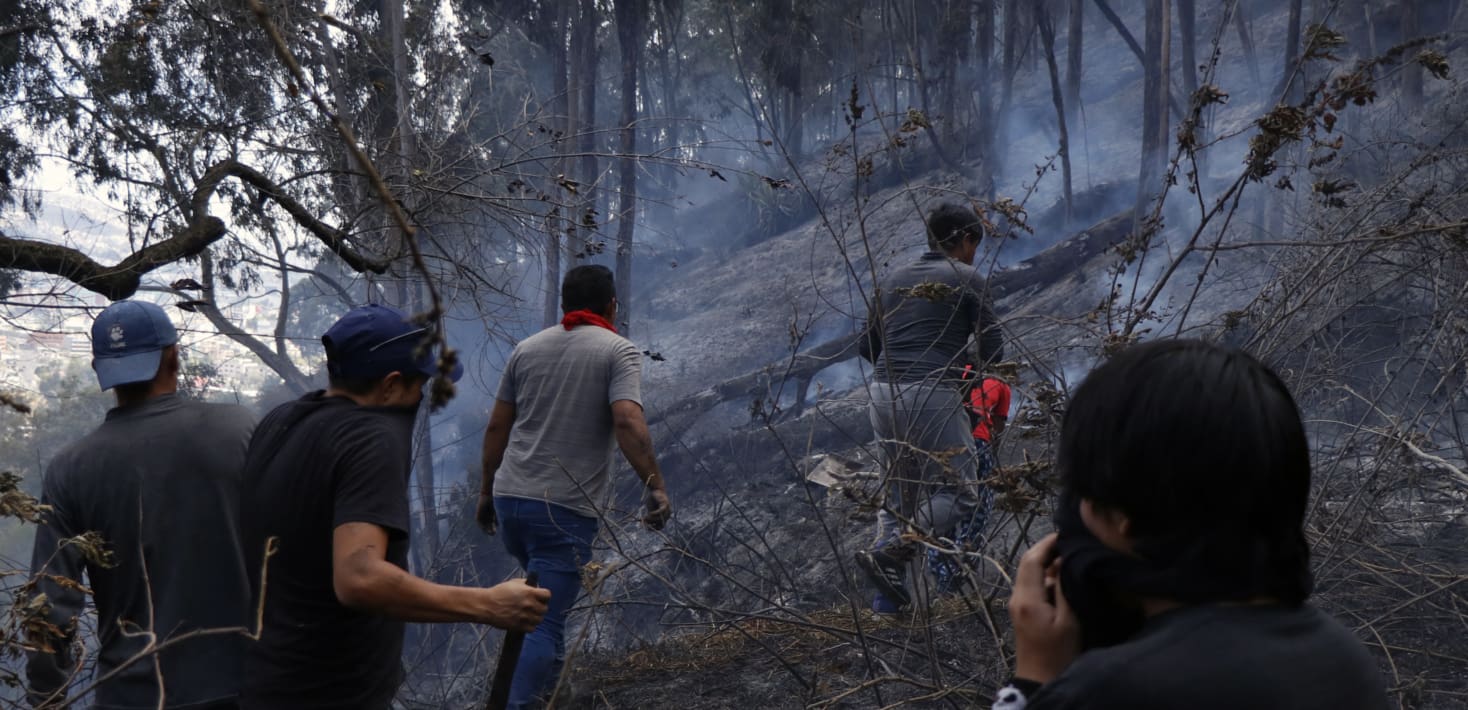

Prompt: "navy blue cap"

[91,300,179,391]
[322,304,463,382]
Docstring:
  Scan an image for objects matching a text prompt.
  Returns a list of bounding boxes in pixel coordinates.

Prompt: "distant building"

[28,332,66,352]
[67,335,91,357]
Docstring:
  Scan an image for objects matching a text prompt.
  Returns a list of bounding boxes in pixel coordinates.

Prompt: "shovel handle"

[485,571,539,710]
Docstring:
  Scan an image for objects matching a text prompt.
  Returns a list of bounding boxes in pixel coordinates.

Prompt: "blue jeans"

[494,497,599,710]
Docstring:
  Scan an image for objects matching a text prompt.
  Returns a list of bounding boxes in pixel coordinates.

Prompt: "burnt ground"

[561,598,1010,709]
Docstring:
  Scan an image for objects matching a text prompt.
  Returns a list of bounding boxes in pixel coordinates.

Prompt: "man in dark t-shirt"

[240,305,550,709]
[27,300,254,709]
[997,340,1388,710]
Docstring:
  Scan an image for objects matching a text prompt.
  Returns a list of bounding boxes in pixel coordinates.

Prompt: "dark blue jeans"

[494,497,599,710]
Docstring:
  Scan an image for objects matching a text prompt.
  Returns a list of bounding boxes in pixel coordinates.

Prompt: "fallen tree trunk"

[649,210,1136,429]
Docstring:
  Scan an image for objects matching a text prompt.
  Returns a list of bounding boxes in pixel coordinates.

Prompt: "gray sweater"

[860,251,1003,382]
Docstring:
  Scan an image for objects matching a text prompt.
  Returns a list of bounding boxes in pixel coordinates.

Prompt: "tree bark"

[1233,1,1262,85]
[1177,0,1206,178]
[1276,0,1304,102]
[1136,0,1170,222]
[198,251,312,394]
[578,0,598,195]
[1401,0,1422,110]
[1037,4,1074,227]
[0,159,387,300]
[615,0,647,336]
[995,0,1025,186]
[1065,0,1084,123]
[544,2,573,328]
[1177,0,1198,101]
[1093,0,1184,121]
[975,0,996,195]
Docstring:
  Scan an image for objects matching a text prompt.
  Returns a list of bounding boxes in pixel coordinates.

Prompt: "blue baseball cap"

[322,304,463,382]
[91,300,179,391]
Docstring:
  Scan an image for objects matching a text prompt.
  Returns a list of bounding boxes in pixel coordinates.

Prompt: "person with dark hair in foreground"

[28,300,256,709]
[857,202,1004,611]
[480,265,672,709]
[239,304,549,710]
[998,339,1388,710]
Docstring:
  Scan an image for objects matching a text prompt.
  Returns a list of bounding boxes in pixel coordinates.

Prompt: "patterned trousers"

[927,438,996,594]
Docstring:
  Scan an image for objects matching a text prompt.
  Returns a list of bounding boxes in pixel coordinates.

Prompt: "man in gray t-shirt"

[479,265,671,708]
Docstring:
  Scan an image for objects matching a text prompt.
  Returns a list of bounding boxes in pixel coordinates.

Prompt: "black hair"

[1058,339,1313,606]
[561,265,616,314]
[327,372,428,396]
[925,202,984,252]
[113,380,153,399]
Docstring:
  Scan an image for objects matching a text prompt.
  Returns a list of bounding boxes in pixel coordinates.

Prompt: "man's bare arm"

[612,399,671,527]
[333,522,547,629]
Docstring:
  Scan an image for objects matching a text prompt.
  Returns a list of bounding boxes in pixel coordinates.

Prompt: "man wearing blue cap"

[239,303,549,710]
[27,299,256,709]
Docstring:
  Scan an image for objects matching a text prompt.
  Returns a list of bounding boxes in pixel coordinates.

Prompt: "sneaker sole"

[856,551,911,607]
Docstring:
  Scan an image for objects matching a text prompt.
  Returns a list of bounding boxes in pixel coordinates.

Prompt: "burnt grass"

[563,598,1009,709]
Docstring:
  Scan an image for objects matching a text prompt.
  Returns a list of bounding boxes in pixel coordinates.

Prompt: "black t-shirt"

[239,392,417,710]
[1028,603,1390,710]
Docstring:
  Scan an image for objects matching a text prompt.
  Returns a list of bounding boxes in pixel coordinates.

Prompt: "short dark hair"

[561,265,616,314]
[1058,339,1313,605]
[113,380,153,400]
[925,202,984,251]
[327,372,427,396]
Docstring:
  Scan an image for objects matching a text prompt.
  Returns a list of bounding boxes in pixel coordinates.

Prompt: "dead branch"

[0,219,227,301]
[0,157,392,301]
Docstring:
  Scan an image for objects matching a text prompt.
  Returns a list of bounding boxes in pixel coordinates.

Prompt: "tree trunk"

[653,0,684,236]
[1094,0,1184,121]
[615,0,646,336]
[1037,3,1073,227]
[198,251,312,394]
[1401,0,1422,110]
[1136,0,1170,223]
[1177,0,1197,101]
[900,5,961,172]
[1347,0,1378,65]
[1177,0,1206,178]
[544,2,573,328]
[411,312,440,564]
[1065,0,1083,123]
[995,0,1024,185]
[1276,0,1303,102]
[1234,1,1262,86]
[975,0,996,196]
[577,0,599,242]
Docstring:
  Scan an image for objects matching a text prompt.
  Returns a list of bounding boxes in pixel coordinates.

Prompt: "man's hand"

[642,487,672,530]
[477,579,551,632]
[1009,532,1081,684]
[476,493,497,535]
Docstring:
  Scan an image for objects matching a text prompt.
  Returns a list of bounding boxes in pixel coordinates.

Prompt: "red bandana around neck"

[561,309,618,333]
